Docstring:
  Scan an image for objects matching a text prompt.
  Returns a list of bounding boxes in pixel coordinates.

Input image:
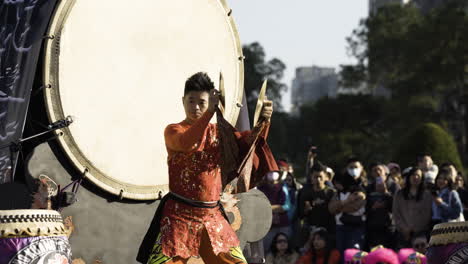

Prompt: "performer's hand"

[208,89,220,113]
[261,98,273,122]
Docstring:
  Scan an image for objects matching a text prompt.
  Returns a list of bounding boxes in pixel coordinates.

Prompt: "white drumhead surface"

[53,0,242,192]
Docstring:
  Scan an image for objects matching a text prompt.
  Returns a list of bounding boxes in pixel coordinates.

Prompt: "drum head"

[43,0,244,200]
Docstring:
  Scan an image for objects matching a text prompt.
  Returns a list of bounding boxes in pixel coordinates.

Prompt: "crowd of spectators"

[257,147,468,264]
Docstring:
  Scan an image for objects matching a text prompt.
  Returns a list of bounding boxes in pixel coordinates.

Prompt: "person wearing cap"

[393,167,432,248]
[258,171,292,253]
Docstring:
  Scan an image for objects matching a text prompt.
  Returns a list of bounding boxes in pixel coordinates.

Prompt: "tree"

[341,0,468,164]
[395,123,464,170]
[298,94,392,170]
[242,42,287,120]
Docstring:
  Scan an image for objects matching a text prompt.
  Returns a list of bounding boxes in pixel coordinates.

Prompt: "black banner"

[0,0,58,183]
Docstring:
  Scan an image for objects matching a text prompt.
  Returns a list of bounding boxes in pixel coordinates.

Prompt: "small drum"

[43,0,244,200]
[427,221,468,264]
[0,210,72,264]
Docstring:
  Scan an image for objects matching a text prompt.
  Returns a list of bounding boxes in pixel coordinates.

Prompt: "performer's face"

[182,91,210,122]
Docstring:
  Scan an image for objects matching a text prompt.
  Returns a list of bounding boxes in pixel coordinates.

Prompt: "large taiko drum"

[0,210,72,264]
[42,0,244,200]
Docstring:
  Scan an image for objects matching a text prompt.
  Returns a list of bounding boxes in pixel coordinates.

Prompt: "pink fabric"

[344,249,368,264]
[398,248,416,264]
[345,249,361,262]
[366,248,399,264]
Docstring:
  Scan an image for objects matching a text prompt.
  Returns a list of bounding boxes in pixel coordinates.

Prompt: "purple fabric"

[258,183,289,227]
[0,236,71,264]
[426,243,468,264]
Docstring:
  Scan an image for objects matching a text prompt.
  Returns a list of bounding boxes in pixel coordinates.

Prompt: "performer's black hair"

[184,72,215,95]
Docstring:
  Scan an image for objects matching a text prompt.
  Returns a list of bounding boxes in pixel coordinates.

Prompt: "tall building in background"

[291,66,338,110]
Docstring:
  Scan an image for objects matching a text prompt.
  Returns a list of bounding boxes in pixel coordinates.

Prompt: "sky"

[227,1,369,111]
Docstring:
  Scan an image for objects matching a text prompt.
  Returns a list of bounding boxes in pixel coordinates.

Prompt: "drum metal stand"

[243,240,266,264]
[0,116,74,181]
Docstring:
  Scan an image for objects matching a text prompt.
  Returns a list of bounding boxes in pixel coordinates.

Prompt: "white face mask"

[267,172,280,182]
[347,167,362,178]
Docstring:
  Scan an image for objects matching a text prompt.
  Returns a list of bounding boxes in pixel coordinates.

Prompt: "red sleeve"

[295,252,312,264]
[164,111,214,152]
[328,250,341,264]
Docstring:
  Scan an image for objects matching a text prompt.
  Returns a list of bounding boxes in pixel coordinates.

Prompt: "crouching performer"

[137,72,277,264]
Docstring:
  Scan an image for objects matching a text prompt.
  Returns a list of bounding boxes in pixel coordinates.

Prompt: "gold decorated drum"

[43,0,244,200]
[427,221,468,264]
[0,210,72,264]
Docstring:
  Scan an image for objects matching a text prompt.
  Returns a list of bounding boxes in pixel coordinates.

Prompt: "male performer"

[138,72,277,264]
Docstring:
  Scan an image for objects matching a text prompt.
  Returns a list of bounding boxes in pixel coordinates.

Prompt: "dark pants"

[336,225,366,259]
[367,228,394,249]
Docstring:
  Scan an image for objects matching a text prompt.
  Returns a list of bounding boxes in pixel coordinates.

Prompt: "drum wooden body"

[0,209,72,264]
[43,0,244,200]
[426,221,468,264]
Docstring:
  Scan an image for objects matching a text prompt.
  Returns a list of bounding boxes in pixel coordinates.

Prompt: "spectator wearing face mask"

[329,157,368,256]
[416,154,438,188]
[258,171,292,252]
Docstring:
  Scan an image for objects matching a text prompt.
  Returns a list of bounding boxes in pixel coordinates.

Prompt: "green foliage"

[299,95,392,169]
[340,0,468,166]
[242,42,287,120]
[342,1,468,97]
[395,123,464,170]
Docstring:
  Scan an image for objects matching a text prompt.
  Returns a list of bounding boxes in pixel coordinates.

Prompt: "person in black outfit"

[297,162,336,247]
[366,175,394,249]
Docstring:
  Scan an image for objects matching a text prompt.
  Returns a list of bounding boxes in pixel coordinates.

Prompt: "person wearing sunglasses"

[411,235,428,255]
[265,232,299,264]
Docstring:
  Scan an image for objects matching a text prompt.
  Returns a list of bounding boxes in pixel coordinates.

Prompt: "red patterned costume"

[159,110,274,258]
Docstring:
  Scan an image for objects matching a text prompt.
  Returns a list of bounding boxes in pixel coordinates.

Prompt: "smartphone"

[376,176,383,184]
